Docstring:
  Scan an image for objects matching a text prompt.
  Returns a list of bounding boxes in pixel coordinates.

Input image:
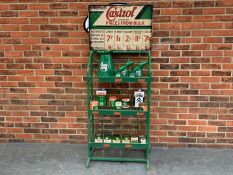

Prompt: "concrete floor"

[0,143,232,175]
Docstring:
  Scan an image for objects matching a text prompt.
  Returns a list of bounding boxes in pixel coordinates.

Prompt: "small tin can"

[90,101,98,110]
[109,96,117,108]
[139,135,146,144]
[131,136,138,143]
[112,134,121,143]
[115,100,122,110]
[122,134,130,144]
[96,89,107,107]
[95,133,103,143]
[104,134,112,143]
[122,98,130,109]
[139,102,147,111]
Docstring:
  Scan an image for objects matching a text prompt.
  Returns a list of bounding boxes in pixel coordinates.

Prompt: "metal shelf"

[89,76,151,83]
[90,142,147,149]
[92,108,148,116]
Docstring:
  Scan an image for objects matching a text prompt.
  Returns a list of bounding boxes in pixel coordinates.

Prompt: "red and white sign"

[92,6,151,26]
[89,5,152,51]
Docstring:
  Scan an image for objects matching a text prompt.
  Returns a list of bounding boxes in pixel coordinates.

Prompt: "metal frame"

[86,50,151,170]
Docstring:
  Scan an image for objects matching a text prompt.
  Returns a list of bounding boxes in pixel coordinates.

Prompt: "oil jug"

[98,51,115,78]
[129,61,147,77]
[115,60,133,78]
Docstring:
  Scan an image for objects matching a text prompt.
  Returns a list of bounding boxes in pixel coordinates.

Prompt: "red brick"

[10,4,28,10]
[203,37,223,43]
[198,126,217,132]
[225,23,233,29]
[50,18,69,24]
[213,30,233,36]
[21,25,39,31]
[160,23,180,30]
[224,51,233,56]
[19,11,38,17]
[29,4,48,10]
[192,30,212,36]
[203,23,223,29]
[161,9,182,15]
[49,3,68,9]
[171,31,190,37]
[183,9,203,15]
[10,32,29,38]
[203,51,223,56]
[172,1,193,7]
[182,38,201,43]
[216,1,233,7]
[178,126,197,131]
[171,58,189,63]
[30,18,49,24]
[181,23,202,30]
[200,77,220,83]
[154,16,171,23]
[204,8,225,14]
[194,1,215,7]
[16,134,33,139]
[2,25,20,31]
[0,4,9,10]
[190,83,209,89]
[200,90,221,95]
[154,1,171,8]
[191,71,210,76]
[1,11,18,17]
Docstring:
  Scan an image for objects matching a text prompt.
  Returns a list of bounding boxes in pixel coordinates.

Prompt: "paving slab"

[0,143,232,175]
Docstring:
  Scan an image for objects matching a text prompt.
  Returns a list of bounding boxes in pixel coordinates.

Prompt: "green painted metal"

[94,76,150,83]
[87,50,151,169]
[92,108,147,116]
[91,157,147,163]
[90,142,147,149]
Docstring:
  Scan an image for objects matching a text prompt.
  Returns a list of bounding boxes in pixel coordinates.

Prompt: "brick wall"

[0,0,233,148]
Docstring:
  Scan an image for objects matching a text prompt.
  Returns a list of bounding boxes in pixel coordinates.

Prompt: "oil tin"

[131,136,138,143]
[139,102,147,111]
[115,100,122,110]
[90,101,98,110]
[139,135,146,144]
[112,134,121,143]
[122,134,130,144]
[122,98,130,109]
[134,89,144,107]
[109,96,117,108]
[96,89,107,107]
[95,133,103,143]
[104,134,112,143]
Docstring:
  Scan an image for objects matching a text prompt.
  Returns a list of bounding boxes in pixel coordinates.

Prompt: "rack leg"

[146,146,150,170]
[87,145,92,168]
[86,158,90,168]
[147,159,150,170]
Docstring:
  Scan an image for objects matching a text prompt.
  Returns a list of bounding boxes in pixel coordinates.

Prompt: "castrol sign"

[89,5,152,51]
[106,6,137,21]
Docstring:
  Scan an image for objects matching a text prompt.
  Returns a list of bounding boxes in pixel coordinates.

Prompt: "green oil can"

[96,89,107,107]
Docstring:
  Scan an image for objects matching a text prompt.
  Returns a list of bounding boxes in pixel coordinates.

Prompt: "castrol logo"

[106,6,137,21]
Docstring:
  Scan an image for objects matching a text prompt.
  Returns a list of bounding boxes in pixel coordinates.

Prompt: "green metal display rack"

[86,50,151,169]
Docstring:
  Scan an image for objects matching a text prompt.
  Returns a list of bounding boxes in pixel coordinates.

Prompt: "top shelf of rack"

[91,50,151,55]
[88,76,151,83]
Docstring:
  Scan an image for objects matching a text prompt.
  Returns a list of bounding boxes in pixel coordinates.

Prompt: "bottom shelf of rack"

[87,144,150,169]
[90,157,147,163]
[90,147,147,161]
[89,142,148,149]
